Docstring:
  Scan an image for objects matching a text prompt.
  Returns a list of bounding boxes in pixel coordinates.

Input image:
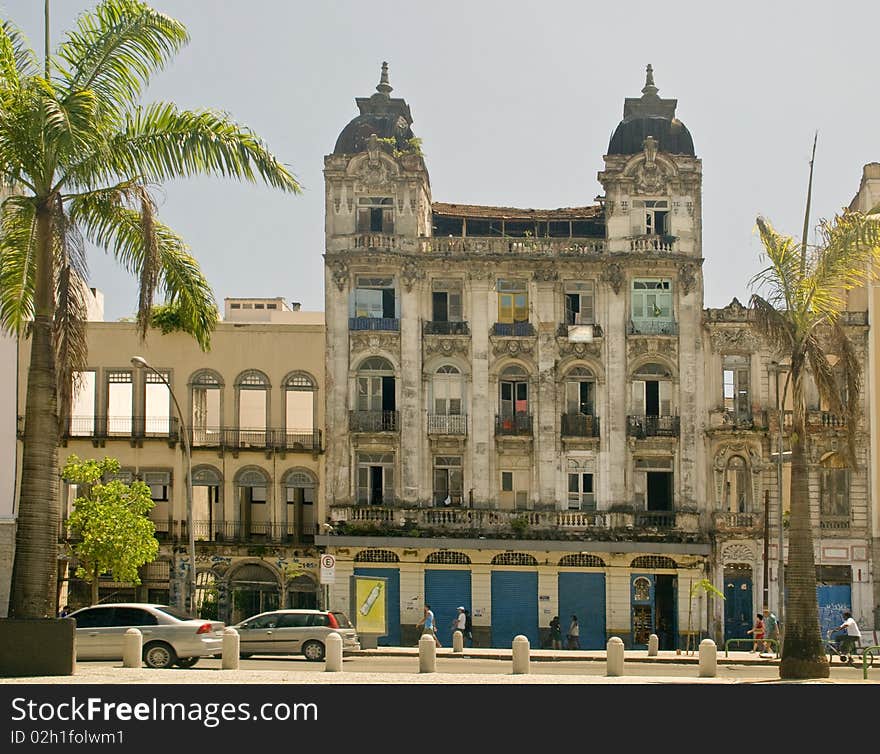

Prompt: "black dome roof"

[607,65,695,157]
[333,63,415,155]
[608,115,694,156]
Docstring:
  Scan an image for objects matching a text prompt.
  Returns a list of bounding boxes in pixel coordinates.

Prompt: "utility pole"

[762,489,770,609]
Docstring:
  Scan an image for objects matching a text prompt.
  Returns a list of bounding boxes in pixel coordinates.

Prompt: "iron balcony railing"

[64,415,180,441]
[424,321,470,335]
[495,412,533,436]
[628,319,678,336]
[427,414,468,435]
[626,415,681,438]
[349,316,400,331]
[561,413,600,438]
[492,322,536,337]
[185,520,315,542]
[349,410,399,433]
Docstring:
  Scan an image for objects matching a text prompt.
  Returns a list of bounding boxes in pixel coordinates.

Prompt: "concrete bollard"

[452,630,463,653]
[419,633,437,673]
[325,632,343,672]
[123,628,142,668]
[647,633,659,656]
[698,638,717,677]
[512,635,530,674]
[222,627,240,670]
[606,636,625,676]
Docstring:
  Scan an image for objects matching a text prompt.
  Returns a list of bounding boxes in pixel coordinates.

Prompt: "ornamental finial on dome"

[642,63,658,97]
[376,61,393,96]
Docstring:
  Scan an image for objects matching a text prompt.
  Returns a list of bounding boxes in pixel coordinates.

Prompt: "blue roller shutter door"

[817,584,852,639]
[354,567,400,646]
[491,571,538,648]
[425,570,472,646]
[558,572,606,649]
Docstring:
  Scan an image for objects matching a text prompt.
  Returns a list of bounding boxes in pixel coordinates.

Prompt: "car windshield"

[154,605,196,622]
[332,612,353,628]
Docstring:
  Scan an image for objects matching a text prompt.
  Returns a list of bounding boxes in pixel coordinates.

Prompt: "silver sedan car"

[69,603,224,668]
[232,609,360,661]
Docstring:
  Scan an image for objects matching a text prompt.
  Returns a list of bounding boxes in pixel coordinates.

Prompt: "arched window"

[499,364,529,417]
[283,372,317,449]
[632,362,673,417]
[491,552,538,566]
[192,466,223,542]
[429,365,466,435]
[354,358,396,431]
[724,455,750,513]
[282,469,317,541]
[235,371,269,445]
[190,370,223,446]
[819,453,849,521]
[354,549,400,563]
[235,467,271,537]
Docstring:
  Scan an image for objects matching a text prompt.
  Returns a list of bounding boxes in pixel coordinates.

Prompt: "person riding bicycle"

[832,611,862,660]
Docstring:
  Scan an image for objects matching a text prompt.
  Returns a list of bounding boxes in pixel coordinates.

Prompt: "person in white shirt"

[834,611,861,660]
[452,606,467,643]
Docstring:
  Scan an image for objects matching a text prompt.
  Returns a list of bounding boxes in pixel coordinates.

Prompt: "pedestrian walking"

[567,615,580,650]
[452,606,467,644]
[463,608,474,647]
[746,613,765,653]
[549,615,562,650]
[761,607,780,654]
[416,604,441,648]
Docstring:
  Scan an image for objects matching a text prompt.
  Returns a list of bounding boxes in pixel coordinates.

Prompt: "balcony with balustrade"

[561,413,600,449]
[424,321,470,335]
[628,234,678,253]
[61,415,180,447]
[626,415,681,439]
[349,410,399,433]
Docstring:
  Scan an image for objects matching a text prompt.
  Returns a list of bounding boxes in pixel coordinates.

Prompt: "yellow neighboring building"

[16,295,326,624]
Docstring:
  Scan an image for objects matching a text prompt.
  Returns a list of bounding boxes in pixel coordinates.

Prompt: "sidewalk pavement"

[4,646,871,685]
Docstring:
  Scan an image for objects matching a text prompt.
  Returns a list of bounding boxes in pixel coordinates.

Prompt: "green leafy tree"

[0,0,300,619]
[749,198,880,678]
[62,455,159,606]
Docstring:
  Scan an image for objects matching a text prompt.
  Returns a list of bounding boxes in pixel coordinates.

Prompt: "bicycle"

[825,629,874,667]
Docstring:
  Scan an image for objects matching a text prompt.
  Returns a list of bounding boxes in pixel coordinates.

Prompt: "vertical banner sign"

[320,553,336,584]
[350,574,388,636]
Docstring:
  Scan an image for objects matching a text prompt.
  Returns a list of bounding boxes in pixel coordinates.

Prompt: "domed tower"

[323,64,432,510]
[597,65,705,538]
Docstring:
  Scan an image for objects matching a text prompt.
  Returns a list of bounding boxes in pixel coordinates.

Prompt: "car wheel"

[143,642,177,669]
[302,640,325,662]
[174,657,199,669]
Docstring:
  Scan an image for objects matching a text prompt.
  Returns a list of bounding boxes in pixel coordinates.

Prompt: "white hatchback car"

[232,609,360,661]
[69,603,224,669]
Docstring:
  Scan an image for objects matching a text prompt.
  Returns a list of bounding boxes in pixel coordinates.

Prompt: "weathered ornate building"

[317,63,877,649]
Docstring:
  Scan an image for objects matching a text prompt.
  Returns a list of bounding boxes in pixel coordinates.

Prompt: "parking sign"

[320,553,336,584]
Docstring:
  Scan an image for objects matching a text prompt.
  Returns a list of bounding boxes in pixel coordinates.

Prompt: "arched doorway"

[285,573,318,609]
[228,562,280,624]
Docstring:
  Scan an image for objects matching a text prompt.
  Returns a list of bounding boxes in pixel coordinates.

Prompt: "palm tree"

[749,200,880,678]
[0,0,301,620]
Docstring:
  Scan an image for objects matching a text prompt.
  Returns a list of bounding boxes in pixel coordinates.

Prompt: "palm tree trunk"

[779,366,829,678]
[9,201,61,619]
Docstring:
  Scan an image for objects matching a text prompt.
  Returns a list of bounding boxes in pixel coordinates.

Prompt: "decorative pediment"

[349,332,400,355]
[558,340,603,360]
[708,326,759,353]
[424,337,470,357]
[722,543,755,564]
[491,339,535,358]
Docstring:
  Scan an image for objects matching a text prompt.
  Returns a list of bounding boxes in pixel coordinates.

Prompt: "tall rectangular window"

[631,279,672,323]
[143,371,170,435]
[564,281,594,325]
[633,199,669,235]
[433,456,463,506]
[820,468,849,518]
[431,280,463,322]
[499,470,529,510]
[357,197,394,233]
[354,276,396,319]
[567,473,595,511]
[70,371,96,436]
[356,453,394,505]
[722,355,750,421]
[497,279,528,323]
[106,371,133,435]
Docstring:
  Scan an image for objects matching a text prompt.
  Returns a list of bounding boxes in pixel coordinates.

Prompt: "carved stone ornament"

[722,543,755,564]
[713,442,762,509]
[401,261,425,291]
[627,338,677,362]
[533,265,558,282]
[349,332,399,355]
[492,339,534,358]
[601,262,624,294]
[467,263,494,281]
[357,159,389,187]
[424,338,470,357]
[330,260,349,291]
[634,140,666,194]
[678,263,696,296]
[558,340,602,359]
[708,326,759,353]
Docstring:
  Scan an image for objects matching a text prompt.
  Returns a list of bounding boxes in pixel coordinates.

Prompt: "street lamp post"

[131,356,196,614]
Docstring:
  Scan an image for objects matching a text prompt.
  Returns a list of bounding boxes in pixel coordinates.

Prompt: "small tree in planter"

[685,578,725,654]
[63,455,159,606]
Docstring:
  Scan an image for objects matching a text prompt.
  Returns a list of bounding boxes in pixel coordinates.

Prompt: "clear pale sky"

[3,0,879,321]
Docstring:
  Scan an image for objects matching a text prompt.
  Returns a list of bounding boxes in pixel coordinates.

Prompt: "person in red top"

[746,613,765,653]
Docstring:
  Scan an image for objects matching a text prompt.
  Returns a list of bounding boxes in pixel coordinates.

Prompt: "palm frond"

[803,332,841,416]
[71,102,303,193]
[56,0,189,112]
[747,294,795,353]
[0,195,37,330]
[68,188,217,349]
[0,20,38,87]
[749,217,801,313]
